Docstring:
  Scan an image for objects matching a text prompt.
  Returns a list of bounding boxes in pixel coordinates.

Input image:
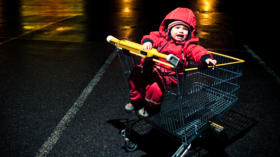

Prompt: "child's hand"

[205,58,217,70]
[142,42,153,50]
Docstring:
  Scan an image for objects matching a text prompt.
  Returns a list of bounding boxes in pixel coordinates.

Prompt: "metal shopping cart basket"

[107,35,245,156]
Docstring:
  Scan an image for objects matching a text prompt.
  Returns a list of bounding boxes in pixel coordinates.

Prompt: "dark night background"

[0,0,279,157]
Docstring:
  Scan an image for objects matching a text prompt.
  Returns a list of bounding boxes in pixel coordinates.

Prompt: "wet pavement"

[0,0,279,157]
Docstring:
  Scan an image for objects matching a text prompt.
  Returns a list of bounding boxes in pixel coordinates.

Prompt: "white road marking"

[35,52,116,157]
[0,14,116,157]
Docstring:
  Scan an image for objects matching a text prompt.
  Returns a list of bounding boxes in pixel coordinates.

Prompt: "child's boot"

[124,102,134,111]
[138,107,149,117]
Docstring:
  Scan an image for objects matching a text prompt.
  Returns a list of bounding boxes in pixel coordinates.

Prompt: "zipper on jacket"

[158,41,169,52]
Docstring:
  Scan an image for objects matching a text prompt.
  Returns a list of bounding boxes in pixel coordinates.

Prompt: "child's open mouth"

[176,34,185,40]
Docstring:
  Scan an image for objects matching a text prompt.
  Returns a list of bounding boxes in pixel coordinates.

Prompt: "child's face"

[170,25,189,41]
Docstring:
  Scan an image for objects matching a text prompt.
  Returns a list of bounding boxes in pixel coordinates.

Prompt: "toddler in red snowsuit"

[125,7,217,117]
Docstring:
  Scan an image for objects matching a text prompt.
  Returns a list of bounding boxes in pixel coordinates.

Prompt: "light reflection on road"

[0,0,226,43]
[20,0,85,42]
[115,0,138,40]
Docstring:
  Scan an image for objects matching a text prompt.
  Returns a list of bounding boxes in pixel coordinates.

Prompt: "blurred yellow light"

[196,0,217,26]
[117,0,137,39]
[123,7,130,13]
[23,25,42,30]
[203,0,210,11]
[56,27,72,31]
[24,26,35,30]
[197,0,216,12]
[198,31,210,38]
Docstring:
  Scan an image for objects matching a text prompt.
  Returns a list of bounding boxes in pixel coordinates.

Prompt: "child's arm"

[141,31,163,49]
[184,44,217,68]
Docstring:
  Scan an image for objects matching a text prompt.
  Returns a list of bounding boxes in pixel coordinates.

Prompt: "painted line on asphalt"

[243,44,280,83]
[35,52,116,157]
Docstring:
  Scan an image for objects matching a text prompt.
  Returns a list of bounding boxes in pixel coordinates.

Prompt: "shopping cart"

[107,35,244,156]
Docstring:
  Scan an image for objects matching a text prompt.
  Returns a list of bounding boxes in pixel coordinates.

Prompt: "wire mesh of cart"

[107,36,245,156]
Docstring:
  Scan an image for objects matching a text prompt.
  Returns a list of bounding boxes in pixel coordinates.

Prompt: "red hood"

[159,8,198,41]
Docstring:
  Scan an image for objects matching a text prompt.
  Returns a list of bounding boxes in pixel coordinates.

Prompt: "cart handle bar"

[106,35,180,67]
[106,35,245,71]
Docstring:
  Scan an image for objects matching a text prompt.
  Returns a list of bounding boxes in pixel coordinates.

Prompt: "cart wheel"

[124,140,138,152]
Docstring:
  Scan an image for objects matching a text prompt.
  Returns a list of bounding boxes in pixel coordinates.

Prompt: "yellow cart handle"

[106,35,180,67]
[106,35,245,71]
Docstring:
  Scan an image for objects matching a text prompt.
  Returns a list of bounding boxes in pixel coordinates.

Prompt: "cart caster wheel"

[124,140,138,152]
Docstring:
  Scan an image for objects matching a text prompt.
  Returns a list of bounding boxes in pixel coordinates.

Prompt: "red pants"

[129,65,176,109]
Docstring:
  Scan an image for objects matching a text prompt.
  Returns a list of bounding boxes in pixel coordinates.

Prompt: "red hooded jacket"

[141,7,212,67]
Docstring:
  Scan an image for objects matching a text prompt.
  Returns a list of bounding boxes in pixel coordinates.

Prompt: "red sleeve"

[141,31,163,48]
[183,43,213,65]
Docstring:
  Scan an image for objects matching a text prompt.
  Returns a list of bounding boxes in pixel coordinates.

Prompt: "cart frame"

[108,37,244,156]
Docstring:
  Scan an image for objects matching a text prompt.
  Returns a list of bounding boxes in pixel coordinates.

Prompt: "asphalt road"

[0,0,279,157]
